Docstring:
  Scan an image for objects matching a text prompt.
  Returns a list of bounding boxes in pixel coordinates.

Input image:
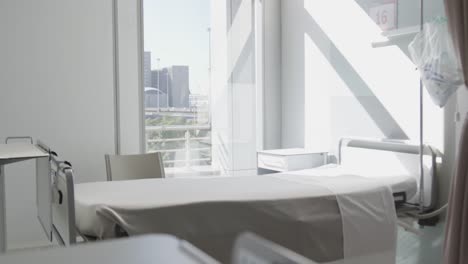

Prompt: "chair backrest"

[105,152,165,181]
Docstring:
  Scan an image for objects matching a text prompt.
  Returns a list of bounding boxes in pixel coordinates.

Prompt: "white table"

[0,142,49,253]
[0,235,219,264]
[257,148,328,173]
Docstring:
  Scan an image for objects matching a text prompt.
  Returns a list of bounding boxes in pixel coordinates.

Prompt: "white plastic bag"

[408,18,464,107]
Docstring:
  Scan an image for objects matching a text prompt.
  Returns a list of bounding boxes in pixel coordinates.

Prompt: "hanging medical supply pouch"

[408,17,464,107]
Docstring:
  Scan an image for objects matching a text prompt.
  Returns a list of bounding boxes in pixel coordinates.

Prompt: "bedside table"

[257,148,328,174]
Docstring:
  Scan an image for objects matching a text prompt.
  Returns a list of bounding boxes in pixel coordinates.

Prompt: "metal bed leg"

[0,165,6,253]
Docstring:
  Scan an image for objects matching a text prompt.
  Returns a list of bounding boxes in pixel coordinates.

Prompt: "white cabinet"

[257,148,328,173]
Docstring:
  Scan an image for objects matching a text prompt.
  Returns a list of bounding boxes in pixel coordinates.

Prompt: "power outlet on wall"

[455,111,461,123]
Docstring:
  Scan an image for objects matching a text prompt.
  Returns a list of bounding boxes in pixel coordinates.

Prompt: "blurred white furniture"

[0,138,49,253]
[105,152,165,181]
[232,233,318,264]
[257,148,328,173]
[0,235,219,264]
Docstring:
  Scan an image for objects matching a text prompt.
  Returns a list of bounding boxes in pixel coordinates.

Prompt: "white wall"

[0,0,115,248]
[281,0,427,151]
[0,0,142,249]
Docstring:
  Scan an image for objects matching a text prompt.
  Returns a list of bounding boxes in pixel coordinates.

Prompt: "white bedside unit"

[257,148,328,173]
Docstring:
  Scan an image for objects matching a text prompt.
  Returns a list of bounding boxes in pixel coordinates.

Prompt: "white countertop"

[0,143,48,160]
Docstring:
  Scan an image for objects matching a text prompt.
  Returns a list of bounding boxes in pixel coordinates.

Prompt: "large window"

[143,0,212,174]
[143,0,258,177]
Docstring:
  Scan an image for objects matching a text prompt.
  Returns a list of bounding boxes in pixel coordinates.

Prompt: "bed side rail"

[50,154,76,246]
[338,138,423,163]
[35,141,53,242]
[338,137,438,211]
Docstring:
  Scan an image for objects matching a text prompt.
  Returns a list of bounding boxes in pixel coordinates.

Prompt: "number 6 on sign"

[369,1,397,31]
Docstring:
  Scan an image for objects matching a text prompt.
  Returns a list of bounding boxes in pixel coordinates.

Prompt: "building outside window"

[143,0,259,177]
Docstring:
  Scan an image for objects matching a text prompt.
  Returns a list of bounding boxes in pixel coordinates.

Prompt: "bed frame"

[338,138,438,211]
[43,137,438,246]
[44,149,77,246]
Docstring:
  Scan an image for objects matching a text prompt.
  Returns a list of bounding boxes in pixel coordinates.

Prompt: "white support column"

[185,131,191,168]
[255,0,264,152]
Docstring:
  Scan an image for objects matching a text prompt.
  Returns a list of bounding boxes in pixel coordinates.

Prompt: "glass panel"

[143,0,257,177]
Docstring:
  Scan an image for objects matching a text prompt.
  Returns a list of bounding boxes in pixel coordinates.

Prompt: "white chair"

[105,153,165,181]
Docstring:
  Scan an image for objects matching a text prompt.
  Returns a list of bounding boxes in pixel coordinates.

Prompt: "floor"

[396,222,445,264]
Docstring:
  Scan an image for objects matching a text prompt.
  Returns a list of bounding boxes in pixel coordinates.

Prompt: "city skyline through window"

[144,0,211,96]
[143,0,213,173]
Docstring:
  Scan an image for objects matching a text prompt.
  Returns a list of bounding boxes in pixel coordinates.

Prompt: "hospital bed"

[40,138,438,263]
